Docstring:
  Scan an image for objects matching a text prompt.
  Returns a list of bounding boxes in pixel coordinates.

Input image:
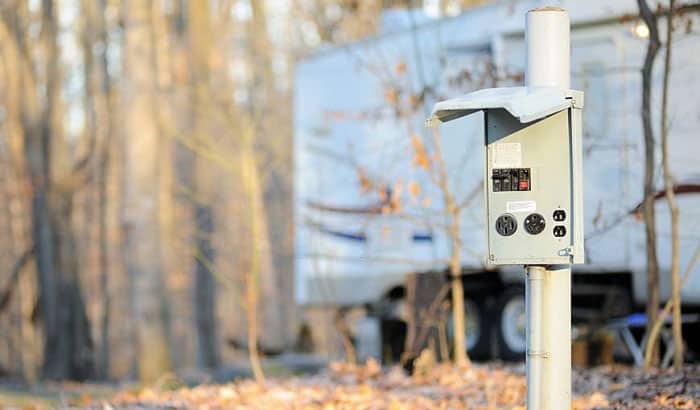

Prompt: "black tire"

[448,297,492,360]
[379,318,407,363]
[496,286,527,361]
[684,321,700,359]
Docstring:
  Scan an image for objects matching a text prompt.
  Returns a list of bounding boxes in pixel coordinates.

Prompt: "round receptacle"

[524,213,546,235]
[495,214,518,237]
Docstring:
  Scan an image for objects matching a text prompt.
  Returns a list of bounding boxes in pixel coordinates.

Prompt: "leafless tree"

[637,0,662,368]
[424,125,471,367]
[122,0,172,384]
[0,0,95,380]
[94,0,116,379]
[187,0,220,371]
[658,0,683,370]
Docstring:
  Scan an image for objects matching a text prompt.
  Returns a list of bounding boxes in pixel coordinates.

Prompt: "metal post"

[543,265,572,408]
[525,7,572,410]
[526,266,546,409]
[526,7,570,90]
[526,264,572,410]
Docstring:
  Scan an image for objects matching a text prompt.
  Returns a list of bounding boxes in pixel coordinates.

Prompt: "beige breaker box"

[429,86,585,265]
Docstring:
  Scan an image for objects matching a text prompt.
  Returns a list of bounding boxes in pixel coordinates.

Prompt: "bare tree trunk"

[241,129,266,383]
[645,241,700,369]
[80,0,112,380]
[430,126,470,367]
[122,0,172,384]
[30,0,59,379]
[2,0,97,382]
[438,301,450,362]
[0,7,40,381]
[248,0,287,351]
[333,308,357,365]
[638,0,662,369]
[246,269,265,383]
[95,0,114,379]
[249,0,276,107]
[194,204,218,368]
[448,224,469,366]
[659,0,683,370]
[10,0,95,380]
[188,0,219,370]
[49,193,94,380]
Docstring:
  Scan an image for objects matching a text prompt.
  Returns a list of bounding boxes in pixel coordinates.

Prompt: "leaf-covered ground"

[2,362,698,409]
[90,362,699,410]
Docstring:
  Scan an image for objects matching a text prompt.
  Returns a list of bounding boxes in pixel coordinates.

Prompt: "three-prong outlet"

[553,209,567,222]
[524,213,546,235]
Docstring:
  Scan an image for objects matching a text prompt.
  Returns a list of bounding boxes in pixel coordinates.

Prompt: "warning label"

[493,143,522,168]
[506,200,536,213]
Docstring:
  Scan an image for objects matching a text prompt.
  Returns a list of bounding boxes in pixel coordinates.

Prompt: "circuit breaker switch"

[491,168,531,192]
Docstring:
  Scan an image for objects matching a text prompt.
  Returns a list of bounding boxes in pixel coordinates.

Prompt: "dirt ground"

[1,362,698,409]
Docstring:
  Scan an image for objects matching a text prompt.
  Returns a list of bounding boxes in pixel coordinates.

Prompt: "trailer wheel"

[447,297,491,360]
[496,286,526,361]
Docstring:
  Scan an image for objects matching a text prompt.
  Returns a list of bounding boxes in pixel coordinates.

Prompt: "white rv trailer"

[294,0,700,359]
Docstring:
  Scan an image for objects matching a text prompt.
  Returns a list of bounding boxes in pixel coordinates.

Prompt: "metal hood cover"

[427,86,571,124]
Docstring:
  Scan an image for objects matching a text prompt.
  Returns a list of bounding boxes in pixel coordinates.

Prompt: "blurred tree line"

[0,0,487,384]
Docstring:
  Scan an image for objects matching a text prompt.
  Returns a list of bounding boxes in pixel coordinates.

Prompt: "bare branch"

[0,243,36,314]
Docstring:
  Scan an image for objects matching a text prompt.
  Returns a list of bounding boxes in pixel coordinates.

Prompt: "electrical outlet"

[496,214,518,236]
[553,209,566,222]
[524,213,546,235]
[553,225,567,237]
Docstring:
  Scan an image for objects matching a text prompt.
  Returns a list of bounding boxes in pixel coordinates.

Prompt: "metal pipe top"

[525,7,570,90]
